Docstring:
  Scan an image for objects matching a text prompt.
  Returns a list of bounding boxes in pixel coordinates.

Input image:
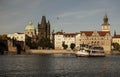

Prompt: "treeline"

[112,42,120,51]
[25,37,54,49]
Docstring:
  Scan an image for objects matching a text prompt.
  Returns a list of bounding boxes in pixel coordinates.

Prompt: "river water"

[0,54,120,77]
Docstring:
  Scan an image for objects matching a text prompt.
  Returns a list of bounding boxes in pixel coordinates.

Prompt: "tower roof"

[41,16,46,24]
[25,21,36,30]
[103,13,109,25]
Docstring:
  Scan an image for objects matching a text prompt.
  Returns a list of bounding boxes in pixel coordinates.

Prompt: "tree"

[38,37,52,49]
[62,42,68,49]
[30,41,38,49]
[15,43,22,54]
[0,34,8,40]
[112,43,120,51]
[64,45,68,49]
[25,36,38,49]
[0,40,8,55]
[70,43,76,50]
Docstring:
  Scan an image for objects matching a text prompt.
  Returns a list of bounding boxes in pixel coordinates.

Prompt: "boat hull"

[89,54,105,57]
[76,54,89,57]
[75,50,89,57]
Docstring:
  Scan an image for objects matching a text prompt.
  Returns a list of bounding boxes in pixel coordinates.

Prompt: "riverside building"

[54,14,111,54]
[112,31,120,45]
[54,31,80,50]
[7,32,26,42]
[80,14,111,54]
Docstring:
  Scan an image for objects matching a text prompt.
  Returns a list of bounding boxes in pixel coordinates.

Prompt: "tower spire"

[101,13,110,31]
[103,13,109,25]
[114,30,116,36]
[41,16,46,24]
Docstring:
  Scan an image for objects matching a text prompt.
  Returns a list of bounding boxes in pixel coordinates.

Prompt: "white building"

[7,32,26,42]
[54,32,80,50]
[54,32,64,49]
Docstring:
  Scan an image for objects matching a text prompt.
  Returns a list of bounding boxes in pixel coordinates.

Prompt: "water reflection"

[0,55,120,77]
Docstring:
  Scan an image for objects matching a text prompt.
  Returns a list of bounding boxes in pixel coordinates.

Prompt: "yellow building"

[80,31,111,54]
[80,14,111,55]
[112,33,120,45]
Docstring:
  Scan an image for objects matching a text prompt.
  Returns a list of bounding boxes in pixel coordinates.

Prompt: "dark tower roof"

[103,14,109,25]
[48,20,50,25]
[41,16,46,24]
[114,30,116,36]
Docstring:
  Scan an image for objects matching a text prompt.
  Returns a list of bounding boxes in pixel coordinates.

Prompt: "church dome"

[25,21,36,30]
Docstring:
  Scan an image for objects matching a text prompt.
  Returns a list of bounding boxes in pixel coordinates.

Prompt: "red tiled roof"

[55,32,77,37]
[81,31,93,36]
[55,32,64,35]
[64,33,76,37]
[98,31,110,36]
[113,35,120,38]
[81,31,110,36]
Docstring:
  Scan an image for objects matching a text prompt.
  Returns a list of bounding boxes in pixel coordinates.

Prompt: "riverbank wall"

[27,49,75,55]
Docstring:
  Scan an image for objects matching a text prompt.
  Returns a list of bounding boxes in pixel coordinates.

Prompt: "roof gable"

[113,34,120,38]
[81,31,110,36]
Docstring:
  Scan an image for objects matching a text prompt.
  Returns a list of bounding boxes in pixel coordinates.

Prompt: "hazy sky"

[0,0,120,35]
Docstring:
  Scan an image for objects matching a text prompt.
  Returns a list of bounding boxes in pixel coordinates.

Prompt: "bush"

[70,43,76,50]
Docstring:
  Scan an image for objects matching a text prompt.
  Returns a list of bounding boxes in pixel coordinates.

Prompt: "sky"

[0,0,120,35]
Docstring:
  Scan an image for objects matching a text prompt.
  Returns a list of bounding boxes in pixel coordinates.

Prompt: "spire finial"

[103,13,108,24]
[114,30,116,36]
[29,21,32,25]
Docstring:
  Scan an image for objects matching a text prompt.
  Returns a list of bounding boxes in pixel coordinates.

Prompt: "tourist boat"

[89,47,105,57]
[75,49,89,57]
[75,44,90,57]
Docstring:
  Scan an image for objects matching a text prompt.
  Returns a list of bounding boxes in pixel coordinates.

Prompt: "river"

[0,55,120,77]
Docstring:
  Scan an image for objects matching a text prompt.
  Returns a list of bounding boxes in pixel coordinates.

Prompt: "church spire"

[114,30,116,36]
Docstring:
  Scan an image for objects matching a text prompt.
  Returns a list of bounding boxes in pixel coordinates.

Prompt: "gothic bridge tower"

[38,16,50,40]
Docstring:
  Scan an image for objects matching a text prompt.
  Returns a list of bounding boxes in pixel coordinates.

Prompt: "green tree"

[30,41,38,49]
[112,43,120,51]
[38,37,51,49]
[25,36,32,47]
[62,42,68,49]
[64,45,68,49]
[70,43,76,50]
[0,34,8,40]
[25,36,38,49]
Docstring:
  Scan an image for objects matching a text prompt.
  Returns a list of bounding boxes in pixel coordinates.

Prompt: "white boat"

[89,47,105,57]
[75,49,89,57]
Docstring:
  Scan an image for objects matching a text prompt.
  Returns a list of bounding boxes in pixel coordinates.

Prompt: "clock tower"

[101,14,110,31]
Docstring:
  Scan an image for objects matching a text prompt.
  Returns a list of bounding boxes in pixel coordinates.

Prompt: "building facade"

[38,16,50,40]
[80,14,111,54]
[7,32,26,42]
[54,32,80,50]
[80,31,111,54]
[54,32,64,49]
[24,21,36,38]
[112,31,120,45]
[54,14,111,54]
